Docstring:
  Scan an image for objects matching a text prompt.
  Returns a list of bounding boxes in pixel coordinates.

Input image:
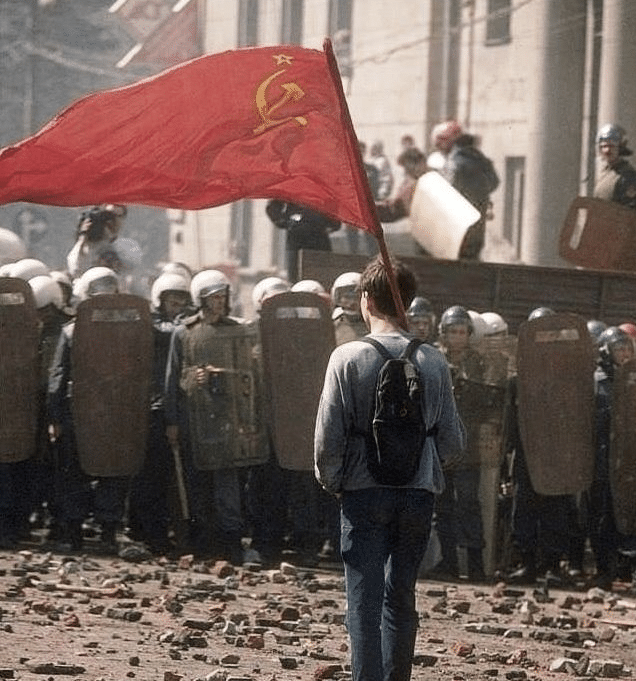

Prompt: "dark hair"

[76,206,117,242]
[360,255,417,317]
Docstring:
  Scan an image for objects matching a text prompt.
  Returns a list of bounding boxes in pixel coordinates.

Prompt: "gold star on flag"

[273,54,294,65]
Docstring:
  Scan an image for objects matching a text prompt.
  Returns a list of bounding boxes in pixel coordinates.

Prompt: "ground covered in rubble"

[2,540,636,681]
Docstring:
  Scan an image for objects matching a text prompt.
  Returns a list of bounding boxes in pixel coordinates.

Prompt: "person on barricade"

[375,147,428,224]
[504,307,576,584]
[165,270,258,564]
[127,271,191,555]
[265,200,340,283]
[47,267,127,553]
[331,272,366,346]
[314,255,465,681]
[369,140,394,201]
[587,327,635,590]
[432,305,486,581]
[406,296,437,344]
[431,120,499,260]
[593,124,636,209]
[66,205,126,279]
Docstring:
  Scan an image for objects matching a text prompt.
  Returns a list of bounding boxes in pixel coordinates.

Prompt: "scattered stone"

[314,664,343,679]
[25,662,87,675]
[279,657,298,670]
[587,659,624,677]
[452,642,475,657]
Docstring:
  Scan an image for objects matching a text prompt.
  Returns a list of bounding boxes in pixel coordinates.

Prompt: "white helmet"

[74,266,119,301]
[481,311,508,337]
[468,310,489,343]
[0,228,27,265]
[331,271,360,305]
[113,237,143,269]
[251,276,289,309]
[290,279,326,295]
[9,258,49,281]
[0,263,14,277]
[161,262,192,285]
[49,270,72,290]
[28,275,63,310]
[151,272,190,310]
[190,269,230,309]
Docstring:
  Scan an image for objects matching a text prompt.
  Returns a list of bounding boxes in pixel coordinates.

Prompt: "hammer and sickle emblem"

[253,69,308,136]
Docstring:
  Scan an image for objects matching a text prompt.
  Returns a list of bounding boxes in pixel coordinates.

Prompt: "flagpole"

[322,38,409,331]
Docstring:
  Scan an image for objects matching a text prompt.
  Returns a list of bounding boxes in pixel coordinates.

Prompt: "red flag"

[0,40,380,236]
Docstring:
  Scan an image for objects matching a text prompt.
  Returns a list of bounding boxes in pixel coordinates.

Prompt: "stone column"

[521,0,587,267]
[597,0,636,139]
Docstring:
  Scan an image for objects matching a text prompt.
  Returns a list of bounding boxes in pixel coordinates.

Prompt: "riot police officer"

[594,124,636,209]
[406,296,436,343]
[588,327,635,589]
[165,270,260,563]
[48,266,127,553]
[331,272,366,345]
[433,305,486,581]
[128,271,191,554]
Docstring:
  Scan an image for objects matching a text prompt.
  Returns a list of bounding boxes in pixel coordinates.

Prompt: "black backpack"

[360,337,430,486]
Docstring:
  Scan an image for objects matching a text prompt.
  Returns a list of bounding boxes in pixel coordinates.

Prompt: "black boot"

[508,551,537,584]
[467,548,486,583]
[100,522,119,554]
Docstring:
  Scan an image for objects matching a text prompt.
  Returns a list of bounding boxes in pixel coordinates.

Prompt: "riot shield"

[72,294,152,477]
[408,171,481,259]
[0,277,39,462]
[559,196,636,272]
[517,313,595,495]
[182,321,266,471]
[260,291,336,471]
[610,359,636,535]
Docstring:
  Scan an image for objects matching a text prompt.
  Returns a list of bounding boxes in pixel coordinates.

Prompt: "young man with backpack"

[314,256,465,681]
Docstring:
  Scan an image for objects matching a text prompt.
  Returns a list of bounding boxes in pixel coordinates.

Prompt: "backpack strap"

[401,337,424,360]
[359,336,424,362]
[358,336,394,362]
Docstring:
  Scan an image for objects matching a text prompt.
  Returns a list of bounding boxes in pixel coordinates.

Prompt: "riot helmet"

[251,276,290,311]
[407,296,436,342]
[161,261,193,285]
[190,269,231,310]
[481,311,508,337]
[290,279,327,295]
[587,319,608,345]
[599,326,634,366]
[597,123,631,155]
[28,275,63,310]
[151,272,190,311]
[331,271,361,318]
[0,227,27,265]
[331,272,361,305]
[406,296,433,319]
[75,266,119,301]
[439,305,473,335]
[527,306,555,321]
[9,258,49,281]
[468,310,489,343]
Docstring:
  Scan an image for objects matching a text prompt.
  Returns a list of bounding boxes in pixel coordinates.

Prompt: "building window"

[503,156,525,258]
[230,200,252,267]
[281,0,304,44]
[485,0,511,46]
[328,0,352,79]
[237,0,259,47]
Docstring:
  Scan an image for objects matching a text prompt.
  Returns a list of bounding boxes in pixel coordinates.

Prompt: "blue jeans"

[340,487,434,681]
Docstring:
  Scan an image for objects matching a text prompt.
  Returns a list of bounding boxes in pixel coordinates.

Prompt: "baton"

[170,440,190,521]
